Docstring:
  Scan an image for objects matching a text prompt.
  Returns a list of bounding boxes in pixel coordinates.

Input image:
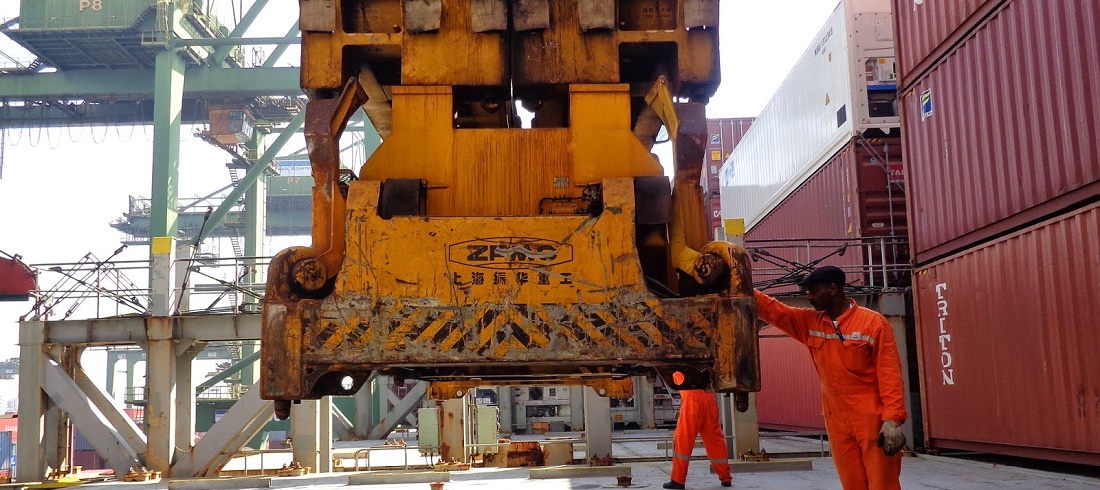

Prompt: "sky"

[0,1,840,363]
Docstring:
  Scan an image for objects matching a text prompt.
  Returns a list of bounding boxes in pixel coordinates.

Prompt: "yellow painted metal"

[360,85,663,216]
[644,78,679,138]
[151,237,173,255]
[337,179,643,305]
[265,1,758,404]
[643,76,715,284]
[299,1,718,96]
[261,178,757,399]
[402,1,506,85]
[570,85,666,185]
[724,218,747,237]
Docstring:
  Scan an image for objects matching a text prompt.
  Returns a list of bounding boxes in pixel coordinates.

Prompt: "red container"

[756,326,825,432]
[704,118,753,174]
[902,0,1100,265]
[72,449,107,470]
[0,253,36,301]
[893,0,1008,89]
[0,417,16,443]
[704,193,722,238]
[913,202,1100,465]
[703,118,754,233]
[747,136,908,294]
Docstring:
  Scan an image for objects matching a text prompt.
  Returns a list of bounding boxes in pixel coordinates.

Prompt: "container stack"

[72,429,108,471]
[719,0,906,294]
[701,118,754,238]
[718,0,905,432]
[897,0,1100,465]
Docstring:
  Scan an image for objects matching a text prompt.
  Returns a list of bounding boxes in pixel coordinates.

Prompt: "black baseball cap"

[798,266,846,290]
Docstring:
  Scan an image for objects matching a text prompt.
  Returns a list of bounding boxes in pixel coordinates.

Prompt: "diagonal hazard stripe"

[686,309,717,348]
[475,306,549,354]
[575,308,613,348]
[605,308,657,351]
[348,317,374,347]
[511,306,550,349]
[321,325,344,351]
[534,307,581,345]
[609,321,648,352]
[414,309,456,344]
[615,302,664,348]
[309,299,727,360]
[381,305,428,351]
[439,315,470,352]
[315,325,337,347]
[476,309,501,350]
[583,306,627,348]
[492,335,527,358]
[641,302,687,342]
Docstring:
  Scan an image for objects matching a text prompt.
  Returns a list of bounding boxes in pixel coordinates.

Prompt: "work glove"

[877,420,906,456]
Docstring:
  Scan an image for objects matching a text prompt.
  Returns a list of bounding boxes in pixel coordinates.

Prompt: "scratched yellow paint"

[264,1,760,400]
[358,86,661,217]
[300,2,718,95]
[337,179,646,305]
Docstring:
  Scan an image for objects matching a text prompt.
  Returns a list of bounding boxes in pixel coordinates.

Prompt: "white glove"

[877,420,906,456]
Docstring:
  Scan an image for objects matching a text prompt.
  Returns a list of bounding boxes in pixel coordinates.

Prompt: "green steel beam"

[150,49,186,239]
[210,0,270,65]
[176,36,299,48]
[198,110,305,242]
[111,210,314,243]
[195,350,261,395]
[243,130,266,310]
[241,341,259,386]
[0,99,206,128]
[0,67,300,99]
[264,23,301,68]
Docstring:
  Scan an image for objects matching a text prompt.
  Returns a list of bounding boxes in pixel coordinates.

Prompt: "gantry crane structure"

[0,1,349,480]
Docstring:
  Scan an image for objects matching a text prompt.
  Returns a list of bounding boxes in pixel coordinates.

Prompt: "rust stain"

[589,454,613,466]
[506,441,545,467]
[263,2,758,403]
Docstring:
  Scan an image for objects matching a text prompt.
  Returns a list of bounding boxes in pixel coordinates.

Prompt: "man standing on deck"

[755,266,908,490]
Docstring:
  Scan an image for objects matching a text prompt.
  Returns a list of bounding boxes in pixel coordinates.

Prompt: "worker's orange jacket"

[754,290,908,424]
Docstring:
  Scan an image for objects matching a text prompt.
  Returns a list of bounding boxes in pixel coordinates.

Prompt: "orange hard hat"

[672,371,685,385]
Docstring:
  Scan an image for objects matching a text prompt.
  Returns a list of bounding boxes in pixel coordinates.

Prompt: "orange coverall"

[755,290,908,490]
[671,388,732,485]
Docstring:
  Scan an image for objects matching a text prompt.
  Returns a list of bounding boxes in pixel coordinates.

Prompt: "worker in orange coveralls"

[662,371,732,489]
[755,266,907,490]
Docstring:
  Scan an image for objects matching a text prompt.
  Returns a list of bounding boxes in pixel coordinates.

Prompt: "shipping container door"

[913,202,1100,465]
[756,328,826,432]
[902,0,1100,264]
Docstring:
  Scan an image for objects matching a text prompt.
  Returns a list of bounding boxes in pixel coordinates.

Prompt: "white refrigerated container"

[720,0,899,229]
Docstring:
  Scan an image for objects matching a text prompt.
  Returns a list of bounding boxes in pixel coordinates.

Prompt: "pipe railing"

[24,253,276,320]
[351,444,440,471]
[745,237,911,294]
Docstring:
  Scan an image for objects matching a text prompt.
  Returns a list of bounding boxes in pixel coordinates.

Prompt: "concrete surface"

[728,459,814,473]
[528,465,630,479]
[347,470,450,485]
[63,430,1099,489]
[166,477,271,489]
[71,456,1100,489]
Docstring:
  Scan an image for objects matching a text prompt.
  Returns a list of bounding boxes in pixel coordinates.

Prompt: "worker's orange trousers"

[671,390,732,484]
[826,393,902,490]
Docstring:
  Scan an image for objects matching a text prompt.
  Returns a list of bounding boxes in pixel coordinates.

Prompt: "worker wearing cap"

[662,371,733,489]
[754,266,907,490]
